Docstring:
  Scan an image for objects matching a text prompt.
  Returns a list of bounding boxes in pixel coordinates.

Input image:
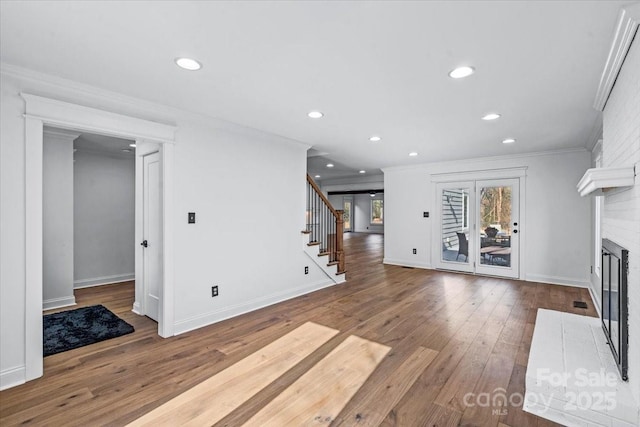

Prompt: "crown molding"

[381,147,588,174]
[593,3,640,111]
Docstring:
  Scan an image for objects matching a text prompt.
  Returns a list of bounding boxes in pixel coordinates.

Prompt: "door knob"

[141,240,148,248]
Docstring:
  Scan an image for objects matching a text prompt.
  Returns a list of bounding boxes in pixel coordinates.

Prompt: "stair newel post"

[335,209,345,273]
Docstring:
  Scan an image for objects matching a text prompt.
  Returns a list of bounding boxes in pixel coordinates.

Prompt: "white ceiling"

[73,132,135,157]
[1,1,629,181]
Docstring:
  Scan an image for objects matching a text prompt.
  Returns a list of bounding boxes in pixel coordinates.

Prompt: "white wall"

[42,128,76,310]
[0,67,332,389]
[601,37,640,402]
[73,147,135,288]
[383,149,592,284]
[353,194,384,233]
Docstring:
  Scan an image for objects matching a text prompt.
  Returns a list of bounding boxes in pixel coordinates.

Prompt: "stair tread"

[301,230,311,234]
[336,271,346,275]
[318,252,330,257]
[327,261,339,266]
[307,242,321,246]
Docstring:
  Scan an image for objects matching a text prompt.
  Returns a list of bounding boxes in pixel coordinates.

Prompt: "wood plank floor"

[0,233,597,426]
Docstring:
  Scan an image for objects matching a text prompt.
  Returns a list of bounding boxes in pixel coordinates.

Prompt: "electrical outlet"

[188,212,196,223]
[412,248,417,254]
[211,285,219,297]
[304,266,309,275]
[423,211,429,218]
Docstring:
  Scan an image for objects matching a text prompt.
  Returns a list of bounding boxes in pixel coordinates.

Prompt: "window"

[371,199,383,224]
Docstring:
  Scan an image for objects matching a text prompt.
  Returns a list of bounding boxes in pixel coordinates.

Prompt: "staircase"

[303,174,346,284]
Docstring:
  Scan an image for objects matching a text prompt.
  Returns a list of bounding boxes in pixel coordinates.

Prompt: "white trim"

[431,166,528,183]
[159,143,175,337]
[24,116,44,382]
[382,148,587,173]
[588,285,602,319]
[22,93,176,144]
[22,94,176,384]
[524,273,590,288]
[73,273,135,289]
[577,165,636,197]
[383,258,433,270]
[593,4,640,111]
[173,279,336,335]
[42,296,76,311]
[132,301,142,316]
[0,366,26,391]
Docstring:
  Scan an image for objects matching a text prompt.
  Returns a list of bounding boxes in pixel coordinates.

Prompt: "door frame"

[431,167,527,279]
[22,93,176,382]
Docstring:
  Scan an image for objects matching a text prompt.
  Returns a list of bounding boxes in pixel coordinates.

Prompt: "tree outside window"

[371,199,383,224]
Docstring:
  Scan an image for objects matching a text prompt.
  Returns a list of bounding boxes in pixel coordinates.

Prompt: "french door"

[434,178,520,279]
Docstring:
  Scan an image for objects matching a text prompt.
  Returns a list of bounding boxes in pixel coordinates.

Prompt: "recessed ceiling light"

[482,113,501,121]
[409,152,418,157]
[121,149,132,153]
[326,163,334,168]
[308,111,324,119]
[502,138,516,144]
[369,136,381,142]
[175,57,202,71]
[359,170,366,174]
[129,143,137,148]
[448,66,475,79]
[315,175,321,178]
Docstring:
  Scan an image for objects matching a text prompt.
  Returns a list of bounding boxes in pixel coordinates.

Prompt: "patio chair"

[456,232,468,261]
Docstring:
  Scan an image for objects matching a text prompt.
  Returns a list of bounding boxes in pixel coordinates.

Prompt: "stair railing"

[306,174,345,274]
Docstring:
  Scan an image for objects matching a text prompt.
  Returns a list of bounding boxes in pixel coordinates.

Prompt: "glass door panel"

[343,197,353,232]
[475,179,519,278]
[434,182,475,273]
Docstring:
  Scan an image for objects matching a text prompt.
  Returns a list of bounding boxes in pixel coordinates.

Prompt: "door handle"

[141,240,148,248]
[513,230,518,234]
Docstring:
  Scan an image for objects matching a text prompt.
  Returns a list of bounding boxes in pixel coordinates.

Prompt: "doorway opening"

[23,93,176,383]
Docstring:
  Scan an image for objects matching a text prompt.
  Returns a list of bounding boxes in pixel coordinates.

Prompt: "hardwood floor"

[0,233,597,426]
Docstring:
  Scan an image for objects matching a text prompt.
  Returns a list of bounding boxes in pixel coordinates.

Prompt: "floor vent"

[573,301,588,309]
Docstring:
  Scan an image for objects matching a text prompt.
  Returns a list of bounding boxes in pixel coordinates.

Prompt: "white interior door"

[475,179,520,279]
[434,182,475,273]
[143,152,161,321]
[434,178,520,279]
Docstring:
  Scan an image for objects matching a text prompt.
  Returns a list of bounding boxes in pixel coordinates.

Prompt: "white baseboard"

[0,365,25,391]
[173,279,336,335]
[383,258,433,270]
[74,273,134,289]
[588,284,602,318]
[132,301,142,315]
[524,273,590,288]
[42,296,76,311]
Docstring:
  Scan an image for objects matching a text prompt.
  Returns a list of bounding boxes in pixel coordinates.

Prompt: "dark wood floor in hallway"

[0,233,596,426]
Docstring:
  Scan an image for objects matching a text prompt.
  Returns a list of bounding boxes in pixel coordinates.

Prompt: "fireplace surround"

[602,238,629,381]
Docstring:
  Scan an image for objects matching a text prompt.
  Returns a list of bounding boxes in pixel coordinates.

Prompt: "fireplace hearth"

[602,238,629,381]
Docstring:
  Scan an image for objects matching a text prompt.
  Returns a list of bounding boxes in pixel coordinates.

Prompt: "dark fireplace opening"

[602,238,629,381]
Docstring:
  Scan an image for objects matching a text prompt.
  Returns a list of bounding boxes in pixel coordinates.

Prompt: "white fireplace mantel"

[576,165,636,197]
